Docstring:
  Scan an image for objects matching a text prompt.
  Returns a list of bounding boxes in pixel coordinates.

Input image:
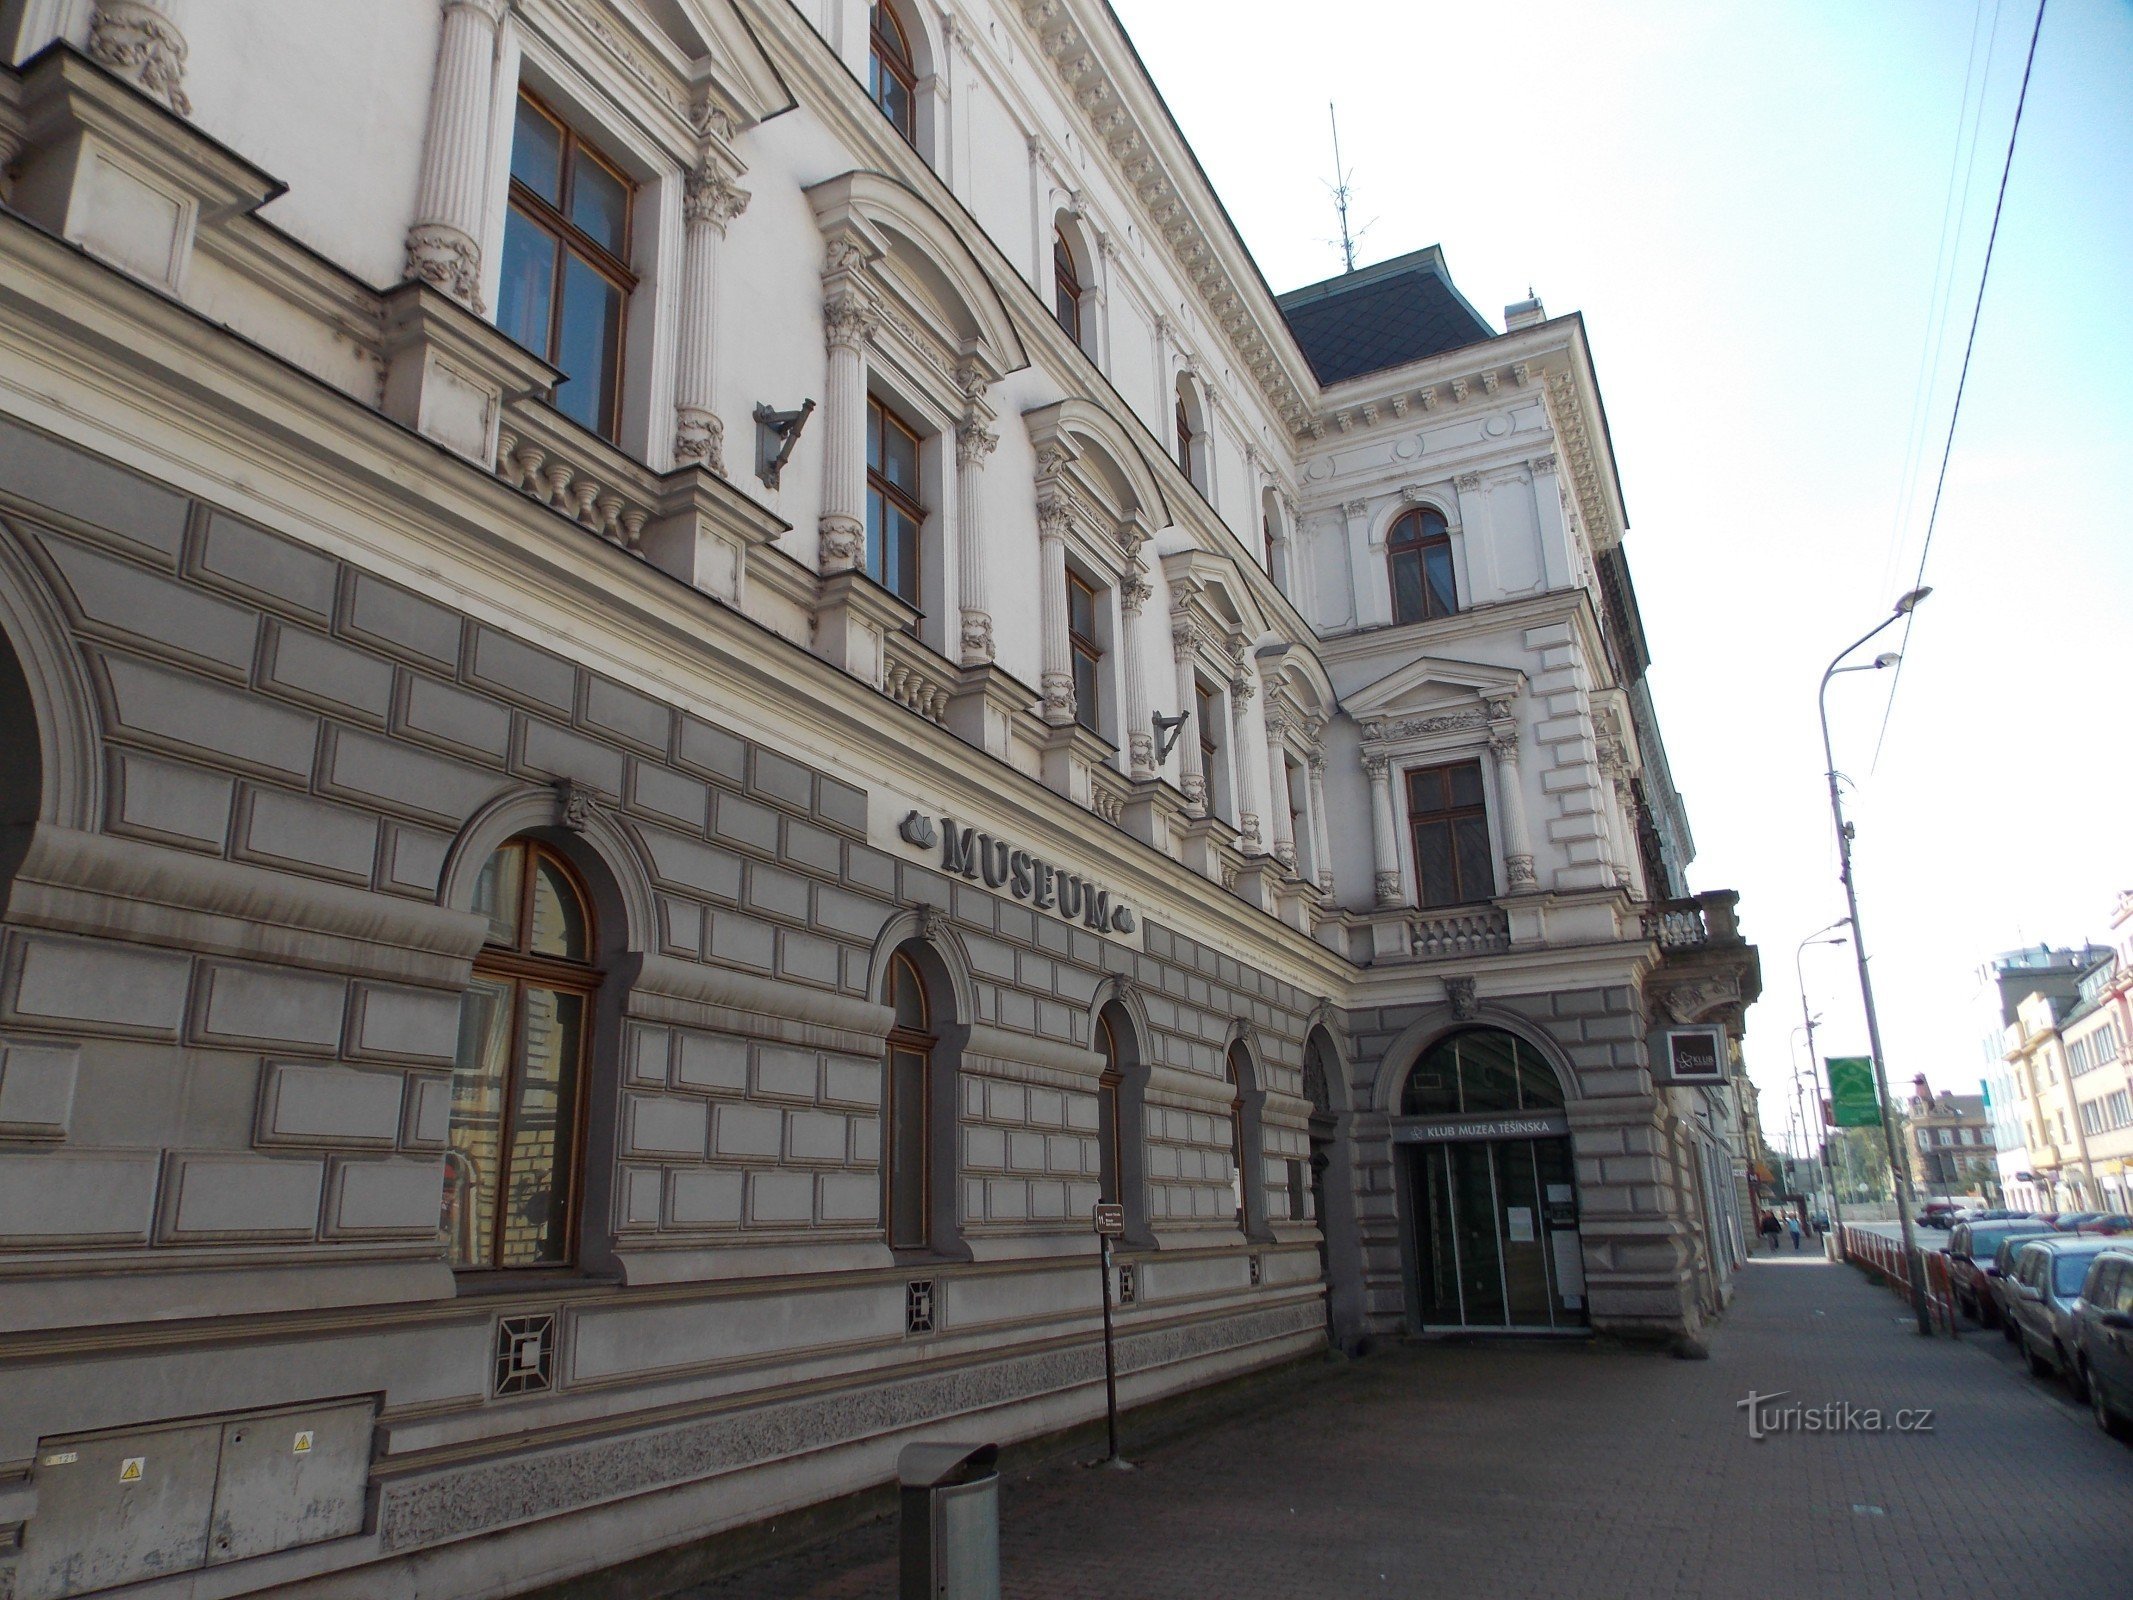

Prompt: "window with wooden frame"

[1387,506,1458,624]
[1196,678,1222,813]
[869,2,918,143]
[1174,383,1196,480]
[1053,227,1084,345]
[497,92,636,442]
[866,395,925,607]
[1097,1009,1123,1208]
[1066,569,1103,735]
[445,839,598,1270]
[1406,760,1494,909]
[1225,1045,1248,1225]
[884,947,933,1251]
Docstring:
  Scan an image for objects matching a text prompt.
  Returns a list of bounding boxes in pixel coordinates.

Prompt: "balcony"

[1410,904,1512,959]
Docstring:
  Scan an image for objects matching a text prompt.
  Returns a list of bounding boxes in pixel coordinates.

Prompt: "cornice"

[1008,0,1318,437]
[0,209,1356,996]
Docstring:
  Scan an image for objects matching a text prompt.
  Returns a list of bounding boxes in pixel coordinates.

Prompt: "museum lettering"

[902,811,1136,934]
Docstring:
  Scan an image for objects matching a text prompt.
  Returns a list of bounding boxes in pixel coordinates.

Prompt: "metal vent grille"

[494,1314,556,1396]
[1117,1264,1136,1306]
[1248,1253,1263,1288]
[905,1278,936,1335]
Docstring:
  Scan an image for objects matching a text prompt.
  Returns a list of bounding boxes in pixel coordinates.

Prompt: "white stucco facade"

[0,4,1760,1596]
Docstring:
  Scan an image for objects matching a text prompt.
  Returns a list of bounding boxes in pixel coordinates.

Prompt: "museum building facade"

[0,2,1760,1596]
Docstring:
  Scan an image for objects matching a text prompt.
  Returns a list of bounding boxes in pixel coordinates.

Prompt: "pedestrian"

[1787,1215,1802,1251]
[1760,1212,1781,1252]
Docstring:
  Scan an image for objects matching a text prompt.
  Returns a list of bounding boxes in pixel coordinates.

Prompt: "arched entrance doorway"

[1397,1028,1584,1332]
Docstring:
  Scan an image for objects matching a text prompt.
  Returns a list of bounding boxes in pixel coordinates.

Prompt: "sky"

[1108,0,2133,1152]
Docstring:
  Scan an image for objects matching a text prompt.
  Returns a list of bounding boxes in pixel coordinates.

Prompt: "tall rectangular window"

[497,93,634,442]
[866,395,925,607]
[1067,570,1102,735]
[1406,760,1493,909]
[1196,679,1222,816]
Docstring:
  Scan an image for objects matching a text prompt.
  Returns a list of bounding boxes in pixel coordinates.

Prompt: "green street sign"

[1826,1057,1881,1128]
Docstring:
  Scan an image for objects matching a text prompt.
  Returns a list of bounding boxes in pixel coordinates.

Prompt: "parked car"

[2078,1215,2133,1236]
[1992,1235,2038,1340]
[1917,1201,1965,1229]
[2048,1212,2106,1232]
[1947,1218,2054,1324]
[2007,1236,2124,1392]
[1971,1209,2033,1221]
[2072,1249,2133,1440]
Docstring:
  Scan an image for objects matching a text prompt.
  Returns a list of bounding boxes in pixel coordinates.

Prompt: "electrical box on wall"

[18,1398,374,1600]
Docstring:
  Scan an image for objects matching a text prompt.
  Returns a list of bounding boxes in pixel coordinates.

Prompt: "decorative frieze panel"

[378,1299,1321,1551]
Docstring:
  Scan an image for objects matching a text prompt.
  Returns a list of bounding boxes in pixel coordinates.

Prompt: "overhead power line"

[1871,0,2048,769]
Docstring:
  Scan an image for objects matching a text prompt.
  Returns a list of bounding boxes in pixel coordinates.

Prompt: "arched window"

[1401,1028,1564,1119]
[1053,227,1084,345]
[869,3,918,144]
[445,839,598,1270]
[884,946,934,1250]
[1387,506,1457,624]
[1225,1044,1248,1225]
[1174,380,1197,482]
[1097,1008,1123,1206]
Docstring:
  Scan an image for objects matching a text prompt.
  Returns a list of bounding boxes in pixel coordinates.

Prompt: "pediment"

[663,0,794,128]
[1344,652,1524,720]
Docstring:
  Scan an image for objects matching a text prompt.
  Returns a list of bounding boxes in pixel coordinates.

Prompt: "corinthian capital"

[684,166,750,230]
[1119,570,1153,617]
[823,293,877,352]
[955,416,998,468]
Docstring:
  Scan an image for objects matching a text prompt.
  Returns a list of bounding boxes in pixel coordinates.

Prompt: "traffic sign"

[1826,1057,1880,1128]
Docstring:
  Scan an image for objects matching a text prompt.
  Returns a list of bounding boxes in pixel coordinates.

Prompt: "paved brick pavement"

[680,1256,2132,1599]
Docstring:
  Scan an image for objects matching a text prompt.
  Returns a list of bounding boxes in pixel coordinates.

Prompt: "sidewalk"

[680,1255,2131,1599]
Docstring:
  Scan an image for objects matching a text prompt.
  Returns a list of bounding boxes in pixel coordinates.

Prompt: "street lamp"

[1797,919,1851,1234]
[1819,586,1933,1336]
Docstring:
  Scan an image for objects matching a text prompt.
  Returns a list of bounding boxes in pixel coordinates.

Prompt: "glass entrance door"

[1409,1137,1584,1331]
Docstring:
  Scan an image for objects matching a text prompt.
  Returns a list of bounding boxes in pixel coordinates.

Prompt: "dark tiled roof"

[1277,246,1497,388]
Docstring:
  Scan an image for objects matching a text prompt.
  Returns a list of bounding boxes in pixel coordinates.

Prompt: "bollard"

[898,1442,1000,1600]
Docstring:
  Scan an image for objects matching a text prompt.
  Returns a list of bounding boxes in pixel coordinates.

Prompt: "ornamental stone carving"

[1444,976,1479,1021]
[960,611,994,662]
[554,779,594,833]
[1362,754,1391,781]
[823,294,877,352]
[673,409,725,473]
[818,516,864,571]
[954,417,998,468]
[683,167,750,230]
[90,0,192,115]
[1119,571,1153,617]
[403,224,483,309]
[1374,869,1402,904]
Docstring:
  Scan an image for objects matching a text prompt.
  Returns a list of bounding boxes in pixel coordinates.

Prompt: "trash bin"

[898,1441,1000,1600]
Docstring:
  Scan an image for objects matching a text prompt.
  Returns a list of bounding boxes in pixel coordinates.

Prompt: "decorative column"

[1036,496,1075,726]
[1263,711,1296,872]
[89,0,190,115]
[1364,753,1403,907]
[1229,662,1264,852]
[1170,614,1207,814]
[954,371,997,665]
[404,0,507,311]
[673,158,749,475]
[818,242,875,573]
[1119,567,1155,777]
[1307,749,1335,891]
[1487,695,1539,891]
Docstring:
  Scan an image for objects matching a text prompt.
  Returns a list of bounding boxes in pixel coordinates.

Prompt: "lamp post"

[1819,586,1933,1335]
[1798,920,1851,1235]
